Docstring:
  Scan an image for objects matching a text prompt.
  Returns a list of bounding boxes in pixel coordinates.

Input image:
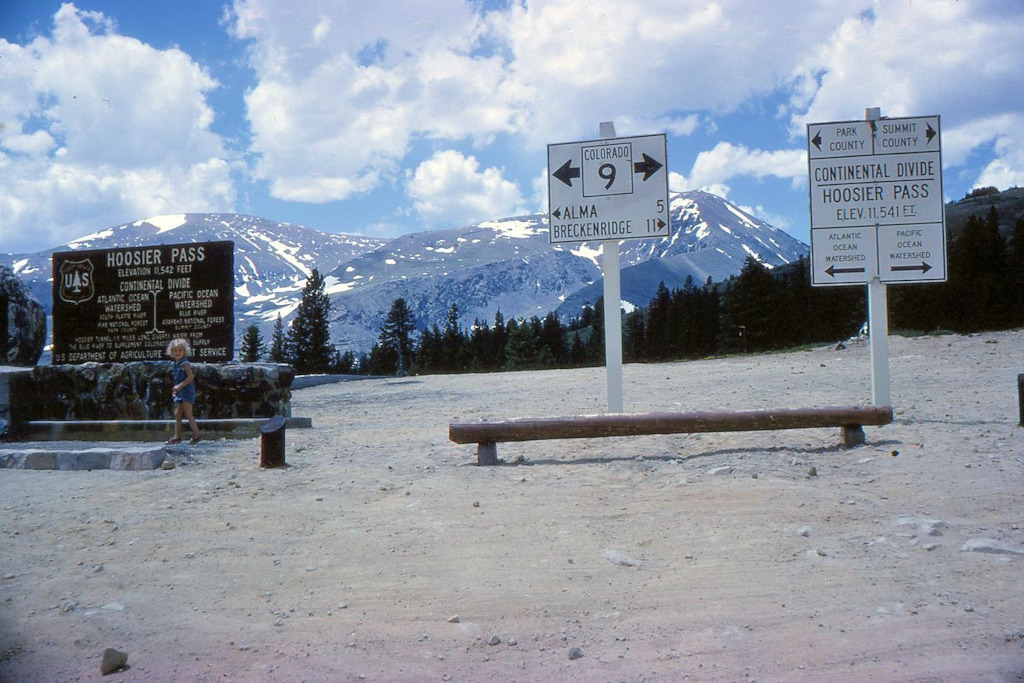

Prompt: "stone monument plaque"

[52,241,234,363]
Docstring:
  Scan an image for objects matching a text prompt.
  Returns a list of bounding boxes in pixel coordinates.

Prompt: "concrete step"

[14,417,312,441]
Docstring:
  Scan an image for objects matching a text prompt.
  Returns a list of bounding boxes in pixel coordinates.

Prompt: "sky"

[1,0,1022,256]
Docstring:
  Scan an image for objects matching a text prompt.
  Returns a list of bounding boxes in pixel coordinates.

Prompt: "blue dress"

[172,357,197,405]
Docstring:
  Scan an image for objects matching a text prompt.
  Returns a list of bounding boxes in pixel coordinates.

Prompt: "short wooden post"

[842,424,866,448]
[478,442,498,466]
[1018,374,1024,427]
[260,416,287,468]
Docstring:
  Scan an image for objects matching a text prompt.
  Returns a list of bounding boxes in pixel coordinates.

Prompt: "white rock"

[960,538,1024,556]
[603,549,639,567]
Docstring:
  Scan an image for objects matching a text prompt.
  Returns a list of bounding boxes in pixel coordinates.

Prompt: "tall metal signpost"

[808,108,946,406]
[548,123,669,412]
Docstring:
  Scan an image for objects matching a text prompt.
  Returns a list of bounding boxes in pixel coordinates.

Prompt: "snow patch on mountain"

[142,214,188,233]
[569,243,602,266]
[479,218,544,239]
[67,228,115,248]
[725,203,758,228]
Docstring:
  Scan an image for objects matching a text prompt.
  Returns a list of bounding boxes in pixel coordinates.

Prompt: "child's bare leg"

[183,402,200,440]
[174,403,185,440]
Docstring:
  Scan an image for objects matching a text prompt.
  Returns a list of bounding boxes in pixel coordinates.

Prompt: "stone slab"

[1,445,166,470]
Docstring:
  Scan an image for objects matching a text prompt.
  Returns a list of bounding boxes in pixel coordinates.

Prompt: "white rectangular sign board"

[548,134,669,244]
[808,115,946,286]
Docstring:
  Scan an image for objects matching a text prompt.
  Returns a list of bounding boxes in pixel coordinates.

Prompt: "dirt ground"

[2,329,1024,682]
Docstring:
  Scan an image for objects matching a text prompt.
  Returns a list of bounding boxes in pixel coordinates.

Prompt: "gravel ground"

[2,329,1023,681]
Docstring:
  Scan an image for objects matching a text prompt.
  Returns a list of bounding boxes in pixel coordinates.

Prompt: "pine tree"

[332,349,357,374]
[947,209,1008,331]
[695,277,721,357]
[674,276,701,357]
[416,324,443,373]
[623,308,646,361]
[1009,218,1024,324]
[442,303,463,371]
[489,309,507,368]
[645,281,672,360]
[569,331,587,366]
[287,269,334,373]
[379,297,417,374]
[240,324,265,362]
[504,316,549,369]
[466,318,491,371]
[720,257,786,352]
[586,297,605,363]
[540,311,567,366]
[268,313,287,363]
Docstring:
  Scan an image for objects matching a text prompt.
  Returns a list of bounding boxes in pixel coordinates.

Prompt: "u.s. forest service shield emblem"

[58,258,95,305]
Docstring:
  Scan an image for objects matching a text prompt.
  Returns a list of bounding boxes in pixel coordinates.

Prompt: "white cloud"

[0,4,234,253]
[227,0,1024,230]
[225,0,860,226]
[672,142,806,193]
[531,167,550,214]
[789,2,1024,127]
[231,0,524,205]
[491,0,857,144]
[785,0,1024,193]
[975,158,1024,191]
[3,0,1022,252]
[405,150,527,226]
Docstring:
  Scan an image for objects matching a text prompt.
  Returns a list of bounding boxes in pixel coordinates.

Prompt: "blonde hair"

[166,338,193,357]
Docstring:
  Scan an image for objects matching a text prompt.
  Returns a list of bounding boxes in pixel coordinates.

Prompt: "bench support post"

[842,424,866,448]
[477,442,498,467]
[1018,374,1024,427]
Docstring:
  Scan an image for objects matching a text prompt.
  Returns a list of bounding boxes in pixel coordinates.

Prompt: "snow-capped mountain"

[321,191,807,350]
[556,190,806,317]
[3,191,808,359]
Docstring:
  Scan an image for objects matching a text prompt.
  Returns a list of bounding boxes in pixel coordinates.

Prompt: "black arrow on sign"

[891,261,932,274]
[925,123,937,144]
[552,159,581,187]
[825,265,865,277]
[552,208,562,219]
[633,153,663,181]
[811,130,822,152]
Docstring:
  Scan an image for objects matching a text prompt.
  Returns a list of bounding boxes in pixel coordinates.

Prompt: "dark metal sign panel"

[52,241,234,363]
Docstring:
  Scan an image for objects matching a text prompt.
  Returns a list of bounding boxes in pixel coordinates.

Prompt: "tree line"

[240,206,1024,375]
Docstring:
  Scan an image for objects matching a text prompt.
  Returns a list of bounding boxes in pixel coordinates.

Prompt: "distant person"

[166,338,201,445]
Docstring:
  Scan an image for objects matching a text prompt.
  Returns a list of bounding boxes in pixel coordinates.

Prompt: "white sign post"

[548,125,669,412]
[807,109,945,406]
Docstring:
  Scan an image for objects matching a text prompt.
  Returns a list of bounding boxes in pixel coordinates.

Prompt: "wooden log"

[449,405,893,446]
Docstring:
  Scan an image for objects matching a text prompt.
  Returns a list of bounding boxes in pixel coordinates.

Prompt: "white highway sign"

[808,115,946,286]
[548,134,669,244]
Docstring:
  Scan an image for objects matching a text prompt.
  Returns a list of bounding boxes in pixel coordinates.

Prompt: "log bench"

[449,405,894,465]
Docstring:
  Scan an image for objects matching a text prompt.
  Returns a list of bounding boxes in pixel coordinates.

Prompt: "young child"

[166,338,201,445]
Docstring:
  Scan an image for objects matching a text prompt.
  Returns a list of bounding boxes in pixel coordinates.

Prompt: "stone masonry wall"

[9,362,294,424]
